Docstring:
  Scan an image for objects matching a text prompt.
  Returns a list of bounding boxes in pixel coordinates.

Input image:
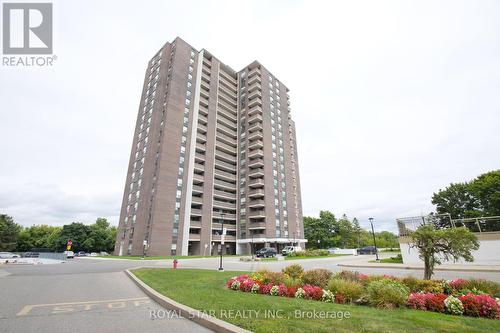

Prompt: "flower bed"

[225,267,500,319]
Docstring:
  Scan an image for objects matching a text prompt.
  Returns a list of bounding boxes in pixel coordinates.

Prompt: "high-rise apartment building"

[114,37,305,256]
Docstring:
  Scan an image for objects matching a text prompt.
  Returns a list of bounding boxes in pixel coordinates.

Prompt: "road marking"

[16,297,149,316]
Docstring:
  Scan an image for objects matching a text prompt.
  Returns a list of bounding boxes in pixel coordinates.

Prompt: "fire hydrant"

[173,259,178,269]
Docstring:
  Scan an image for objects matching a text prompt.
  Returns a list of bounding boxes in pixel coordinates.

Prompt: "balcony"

[248,90,261,101]
[248,158,264,168]
[248,199,265,208]
[217,123,237,138]
[216,131,237,148]
[196,142,206,153]
[203,57,211,68]
[218,107,237,122]
[248,97,262,108]
[201,72,211,83]
[211,234,236,242]
[213,188,236,200]
[212,222,236,230]
[192,185,204,194]
[199,105,209,116]
[248,74,261,86]
[248,123,262,133]
[248,222,266,229]
[248,149,264,159]
[212,211,236,220]
[248,106,262,117]
[193,174,204,184]
[198,113,208,125]
[248,188,265,198]
[217,117,237,132]
[194,162,205,172]
[213,200,236,210]
[197,122,208,134]
[214,158,237,172]
[248,114,262,125]
[190,220,202,228]
[214,178,236,191]
[195,152,205,163]
[201,79,210,91]
[248,67,261,78]
[219,93,237,110]
[191,208,202,216]
[219,79,237,95]
[200,96,209,108]
[219,70,237,85]
[189,233,201,241]
[249,210,266,219]
[200,88,209,99]
[215,149,237,163]
[191,196,203,205]
[215,169,237,182]
[196,133,207,143]
[249,168,264,178]
[248,140,263,150]
[248,130,263,141]
[248,82,261,93]
[216,140,237,155]
[249,178,265,188]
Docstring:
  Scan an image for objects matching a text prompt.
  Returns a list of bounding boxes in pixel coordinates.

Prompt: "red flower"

[449,279,468,291]
[459,293,500,318]
[302,284,323,300]
[407,293,427,310]
[335,293,345,304]
[425,294,447,313]
[286,286,298,298]
[259,283,273,295]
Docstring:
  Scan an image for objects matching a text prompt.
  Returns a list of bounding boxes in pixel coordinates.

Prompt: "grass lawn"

[133,268,498,333]
[102,255,240,260]
[369,256,403,264]
[285,254,350,260]
[257,254,350,262]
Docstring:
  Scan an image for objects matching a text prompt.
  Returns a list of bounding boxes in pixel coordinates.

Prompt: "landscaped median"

[131,266,500,333]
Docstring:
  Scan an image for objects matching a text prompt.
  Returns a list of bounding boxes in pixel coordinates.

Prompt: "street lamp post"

[317,239,320,249]
[369,217,379,261]
[293,232,296,246]
[218,211,225,271]
[251,233,254,260]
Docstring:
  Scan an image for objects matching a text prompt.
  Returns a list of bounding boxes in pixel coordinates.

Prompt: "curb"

[125,267,252,333]
[337,263,500,273]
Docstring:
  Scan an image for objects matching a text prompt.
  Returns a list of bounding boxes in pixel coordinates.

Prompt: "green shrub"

[282,264,304,279]
[464,279,500,297]
[301,269,332,288]
[284,276,302,289]
[401,276,419,292]
[327,278,364,303]
[367,279,410,308]
[288,249,329,257]
[255,269,285,285]
[415,279,444,294]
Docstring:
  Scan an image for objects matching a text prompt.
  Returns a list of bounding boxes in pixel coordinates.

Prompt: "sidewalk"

[338,257,500,273]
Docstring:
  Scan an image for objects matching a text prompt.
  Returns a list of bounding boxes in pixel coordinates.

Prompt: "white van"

[282,246,302,256]
[64,251,74,259]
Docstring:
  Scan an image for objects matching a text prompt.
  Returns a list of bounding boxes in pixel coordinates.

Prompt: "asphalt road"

[1,254,499,333]
[0,259,212,333]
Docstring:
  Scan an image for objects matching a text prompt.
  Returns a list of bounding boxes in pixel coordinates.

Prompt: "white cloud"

[1,0,499,233]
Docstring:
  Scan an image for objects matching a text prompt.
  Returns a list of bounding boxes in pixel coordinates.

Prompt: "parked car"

[357,246,378,255]
[100,251,109,256]
[282,246,302,256]
[255,247,277,258]
[23,252,40,258]
[89,252,98,257]
[76,251,87,257]
[0,252,20,259]
[64,251,74,259]
[327,247,340,254]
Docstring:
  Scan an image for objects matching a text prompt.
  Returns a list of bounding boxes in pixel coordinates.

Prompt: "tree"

[352,217,362,248]
[409,224,479,280]
[468,170,500,217]
[0,214,21,251]
[56,222,91,252]
[304,211,340,249]
[431,170,500,219]
[432,183,479,218]
[15,225,62,252]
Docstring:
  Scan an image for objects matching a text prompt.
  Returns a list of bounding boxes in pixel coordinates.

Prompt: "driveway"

[0,259,212,333]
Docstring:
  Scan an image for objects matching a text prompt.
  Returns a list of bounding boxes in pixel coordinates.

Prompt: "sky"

[1,0,499,233]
